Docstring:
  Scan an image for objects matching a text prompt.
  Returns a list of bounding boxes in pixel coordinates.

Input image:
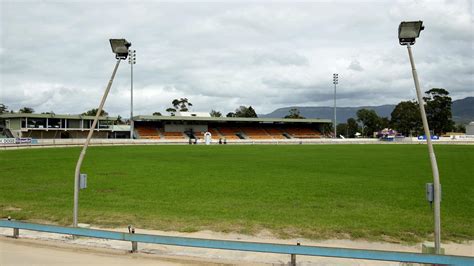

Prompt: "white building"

[466,122,474,135]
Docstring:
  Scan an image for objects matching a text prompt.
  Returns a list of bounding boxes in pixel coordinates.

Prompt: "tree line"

[1,88,464,136]
[332,88,462,138]
[157,98,259,118]
[0,105,36,114]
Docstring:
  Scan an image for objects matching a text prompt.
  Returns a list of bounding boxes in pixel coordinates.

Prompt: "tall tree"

[0,104,8,114]
[166,98,193,115]
[454,123,466,133]
[336,123,348,138]
[226,112,236,117]
[82,108,108,116]
[356,109,380,137]
[284,108,305,119]
[423,88,454,134]
[379,117,390,129]
[19,107,35,113]
[346,118,360,138]
[247,106,257,117]
[116,115,124,125]
[234,106,258,118]
[171,98,193,112]
[166,108,177,115]
[390,100,422,136]
[210,110,222,117]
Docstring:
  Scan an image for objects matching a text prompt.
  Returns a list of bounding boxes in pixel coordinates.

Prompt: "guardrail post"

[8,217,19,238]
[128,225,137,253]
[290,242,300,266]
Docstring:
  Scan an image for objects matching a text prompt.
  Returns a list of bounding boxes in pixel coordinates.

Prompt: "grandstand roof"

[134,115,331,123]
[0,113,117,120]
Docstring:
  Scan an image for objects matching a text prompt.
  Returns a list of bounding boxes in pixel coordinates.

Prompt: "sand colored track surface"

[0,237,235,266]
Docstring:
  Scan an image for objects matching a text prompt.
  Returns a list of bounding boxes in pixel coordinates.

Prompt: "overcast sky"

[1,0,472,118]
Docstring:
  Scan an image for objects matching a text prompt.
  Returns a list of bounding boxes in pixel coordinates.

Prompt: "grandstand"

[0,113,127,139]
[135,125,160,139]
[0,113,331,140]
[133,115,330,140]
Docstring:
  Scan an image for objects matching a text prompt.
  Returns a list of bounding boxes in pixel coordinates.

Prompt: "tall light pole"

[73,39,131,228]
[128,49,136,139]
[333,73,338,138]
[399,21,442,254]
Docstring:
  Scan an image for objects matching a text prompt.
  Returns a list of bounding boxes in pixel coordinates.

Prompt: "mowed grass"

[0,144,473,242]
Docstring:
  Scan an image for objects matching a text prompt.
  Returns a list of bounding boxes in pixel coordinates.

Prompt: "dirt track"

[0,237,236,266]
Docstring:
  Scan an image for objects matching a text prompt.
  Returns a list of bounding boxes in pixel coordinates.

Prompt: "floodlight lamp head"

[398,21,424,45]
[109,39,132,59]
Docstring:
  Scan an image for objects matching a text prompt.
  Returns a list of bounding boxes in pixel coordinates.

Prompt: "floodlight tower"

[128,49,136,139]
[398,21,442,254]
[333,73,338,138]
[73,39,131,228]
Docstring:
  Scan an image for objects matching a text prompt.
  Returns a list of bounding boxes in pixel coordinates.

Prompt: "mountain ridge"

[261,97,473,124]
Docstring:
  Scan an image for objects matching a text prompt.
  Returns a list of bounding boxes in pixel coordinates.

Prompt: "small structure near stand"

[204,132,212,145]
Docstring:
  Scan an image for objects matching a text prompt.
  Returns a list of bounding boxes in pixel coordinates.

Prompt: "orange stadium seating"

[285,127,321,138]
[218,127,241,140]
[136,126,161,139]
[240,127,272,139]
[265,128,286,139]
[206,128,222,139]
[163,131,185,139]
[135,123,321,141]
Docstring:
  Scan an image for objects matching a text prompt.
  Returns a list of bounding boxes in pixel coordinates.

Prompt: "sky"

[0,0,472,118]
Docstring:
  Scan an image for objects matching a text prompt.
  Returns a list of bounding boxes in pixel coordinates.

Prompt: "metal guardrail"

[1,220,473,265]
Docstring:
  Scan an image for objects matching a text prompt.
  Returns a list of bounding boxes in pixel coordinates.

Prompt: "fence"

[1,220,473,265]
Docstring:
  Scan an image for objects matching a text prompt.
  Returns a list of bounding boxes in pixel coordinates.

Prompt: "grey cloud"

[348,59,364,72]
[1,1,472,117]
[252,51,309,66]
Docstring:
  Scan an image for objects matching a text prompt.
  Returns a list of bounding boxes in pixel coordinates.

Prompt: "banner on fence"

[0,138,37,144]
[417,135,439,140]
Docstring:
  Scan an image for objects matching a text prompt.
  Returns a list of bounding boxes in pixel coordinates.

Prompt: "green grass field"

[0,144,473,242]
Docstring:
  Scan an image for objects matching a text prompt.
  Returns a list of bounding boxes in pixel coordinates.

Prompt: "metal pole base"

[131,241,138,253]
[289,242,300,266]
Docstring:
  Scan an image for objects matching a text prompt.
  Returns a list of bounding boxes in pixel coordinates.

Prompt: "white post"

[334,82,337,138]
[407,44,441,254]
[130,58,134,139]
[129,50,136,139]
[73,59,121,227]
[333,73,338,139]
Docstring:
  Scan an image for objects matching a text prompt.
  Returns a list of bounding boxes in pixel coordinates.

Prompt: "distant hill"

[452,97,474,123]
[261,97,473,124]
